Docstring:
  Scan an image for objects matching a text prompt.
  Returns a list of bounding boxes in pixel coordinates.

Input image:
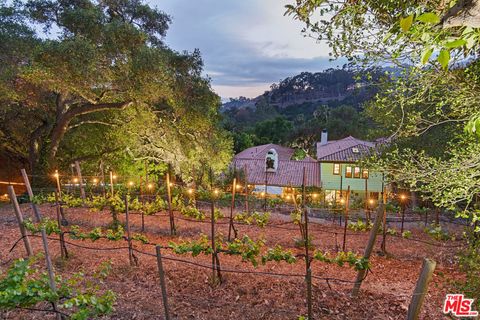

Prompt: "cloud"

[151,0,345,98]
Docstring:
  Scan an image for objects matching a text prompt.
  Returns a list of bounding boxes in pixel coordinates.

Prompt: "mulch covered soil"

[0,203,467,319]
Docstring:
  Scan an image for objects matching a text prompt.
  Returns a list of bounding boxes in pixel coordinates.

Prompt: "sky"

[152,0,346,100]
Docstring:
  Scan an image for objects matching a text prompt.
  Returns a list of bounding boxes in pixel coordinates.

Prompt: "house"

[232,144,321,195]
[316,130,385,204]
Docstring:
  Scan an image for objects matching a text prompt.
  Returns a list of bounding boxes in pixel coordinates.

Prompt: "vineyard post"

[351,200,385,297]
[125,196,135,266]
[7,186,33,256]
[407,258,436,320]
[244,164,249,214]
[342,186,351,252]
[228,177,237,241]
[381,187,388,254]
[20,169,61,320]
[302,167,313,320]
[166,171,176,235]
[109,171,114,196]
[75,160,86,203]
[54,191,68,259]
[401,200,406,234]
[155,246,171,320]
[365,178,370,224]
[100,160,106,197]
[54,170,67,224]
[264,171,268,212]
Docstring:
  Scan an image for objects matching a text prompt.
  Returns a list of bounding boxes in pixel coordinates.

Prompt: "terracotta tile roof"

[232,158,321,188]
[234,144,294,161]
[316,136,378,162]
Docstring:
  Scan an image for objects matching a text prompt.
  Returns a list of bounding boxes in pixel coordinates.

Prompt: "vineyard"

[0,170,469,320]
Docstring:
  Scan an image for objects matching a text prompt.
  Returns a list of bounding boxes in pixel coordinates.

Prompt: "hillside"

[222,68,381,154]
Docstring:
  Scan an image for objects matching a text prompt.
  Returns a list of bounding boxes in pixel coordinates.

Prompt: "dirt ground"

[0,203,467,319]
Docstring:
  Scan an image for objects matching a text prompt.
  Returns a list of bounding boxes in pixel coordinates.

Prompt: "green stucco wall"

[321,162,383,193]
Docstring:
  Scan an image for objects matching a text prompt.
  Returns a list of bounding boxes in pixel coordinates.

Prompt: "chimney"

[320,129,328,146]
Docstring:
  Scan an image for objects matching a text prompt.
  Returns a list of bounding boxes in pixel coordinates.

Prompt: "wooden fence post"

[351,200,385,297]
[20,169,61,320]
[7,186,33,256]
[74,161,86,203]
[342,186,351,251]
[166,172,176,235]
[155,246,171,320]
[407,259,437,320]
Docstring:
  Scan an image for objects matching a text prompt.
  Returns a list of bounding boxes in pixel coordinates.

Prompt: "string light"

[128,181,134,187]
[236,184,242,190]
[400,194,407,201]
[169,182,173,187]
[92,178,98,184]
[112,175,117,180]
[188,188,193,194]
[369,199,374,205]
[73,178,79,183]
[340,198,345,204]
[147,183,153,189]
[261,192,265,197]
[53,172,59,178]
[312,193,318,199]
[214,189,219,195]
[286,195,291,200]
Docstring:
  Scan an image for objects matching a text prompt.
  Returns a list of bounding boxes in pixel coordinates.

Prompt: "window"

[354,167,361,178]
[333,163,340,175]
[345,166,352,178]
[362,169,369,179]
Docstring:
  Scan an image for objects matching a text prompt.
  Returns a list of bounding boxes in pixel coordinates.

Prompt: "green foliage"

[23,217,60,235]
[168,234,213,257]
[0,257,115,319]
[313,250,370,271]
[347,219,373,232]
[131,233,149,244]
[261,245,297,264]
[456,241,480,308]
[181,206,206,220]
[224,235,266,267]
[234,211,270,228]
[424,224,453,241]
[401,230,412,239]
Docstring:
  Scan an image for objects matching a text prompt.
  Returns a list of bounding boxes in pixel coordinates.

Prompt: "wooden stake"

[342,186,351,252]
[381,188,388,254]
[166,171,176,235]
[54,191,68,259]
[351,199,385,297]
[20,170,62,320]
[125,196,135,266]
[100,160,106,197]
[407,259,437,320]
[109,171,114,196]
[228,177,237,241]
[7,186,33,256]
[74,161,86,203]
[53,170,68,225]
[244,164,249,214]
[302,167,312,320]
[365,178,370,224]
[155,246,171,320]
[306,268,313,320]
